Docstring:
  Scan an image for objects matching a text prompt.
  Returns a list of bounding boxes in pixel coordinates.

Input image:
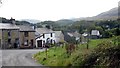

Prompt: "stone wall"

[2,29,19,49]
[19,31,35,48]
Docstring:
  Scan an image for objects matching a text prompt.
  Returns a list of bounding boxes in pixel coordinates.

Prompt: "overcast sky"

[0,0,119,21]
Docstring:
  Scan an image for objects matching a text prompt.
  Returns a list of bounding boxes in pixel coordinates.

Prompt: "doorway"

[31,39,33,48]
[37,40,42,47]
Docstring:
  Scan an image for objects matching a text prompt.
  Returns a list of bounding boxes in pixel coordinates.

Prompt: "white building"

[35,28,55,48]
[91,30,100,36]
[91,30,100,39]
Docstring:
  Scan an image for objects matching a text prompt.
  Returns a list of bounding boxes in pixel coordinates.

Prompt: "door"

[31,39,33,48]
[37,40,42,47]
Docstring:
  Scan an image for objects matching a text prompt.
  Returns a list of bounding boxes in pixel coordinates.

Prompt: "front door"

[31,39,33,48]
[37,40,42,47]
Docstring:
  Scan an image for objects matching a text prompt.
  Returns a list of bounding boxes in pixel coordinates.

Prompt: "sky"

[0,0,119,21]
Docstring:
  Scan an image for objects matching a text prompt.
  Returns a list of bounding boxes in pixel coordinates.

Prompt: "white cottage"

[35,28,56,48]
[91,30,100,39]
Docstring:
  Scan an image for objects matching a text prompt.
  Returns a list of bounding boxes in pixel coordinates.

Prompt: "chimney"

[10,17,16,25]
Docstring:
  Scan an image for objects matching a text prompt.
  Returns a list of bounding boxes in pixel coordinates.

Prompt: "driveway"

[1,49,45,66]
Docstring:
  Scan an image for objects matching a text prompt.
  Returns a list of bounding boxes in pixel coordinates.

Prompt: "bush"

[77,40,120,67]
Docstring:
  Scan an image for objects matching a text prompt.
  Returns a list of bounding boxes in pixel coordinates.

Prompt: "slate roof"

[82,33,88,36]
[67,31,80,37]
[0,23,19,29]
[18,25,35,32]
[54,31,64,37]
[35,28,54,34]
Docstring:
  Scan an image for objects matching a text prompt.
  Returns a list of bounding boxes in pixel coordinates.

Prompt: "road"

[1,49,45,66]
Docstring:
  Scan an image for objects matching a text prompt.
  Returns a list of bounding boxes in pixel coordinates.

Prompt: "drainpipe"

[18,29,20,48]
[1,29,3,49]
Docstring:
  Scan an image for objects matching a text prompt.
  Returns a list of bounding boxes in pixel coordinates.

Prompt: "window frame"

[24,32,29,37]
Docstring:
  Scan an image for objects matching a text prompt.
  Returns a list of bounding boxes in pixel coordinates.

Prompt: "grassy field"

[34,38,115,66]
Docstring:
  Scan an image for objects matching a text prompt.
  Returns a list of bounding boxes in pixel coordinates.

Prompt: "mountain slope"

[55,19,75,26]
[21,19,41,24]
[72,7,118,21]
[94,7,118,20]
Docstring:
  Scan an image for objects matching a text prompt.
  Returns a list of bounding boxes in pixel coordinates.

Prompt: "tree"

[46,25,51,29]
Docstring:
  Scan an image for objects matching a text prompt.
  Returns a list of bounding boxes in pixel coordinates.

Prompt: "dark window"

[43,34,45,38]
[8,31,11,36]
[8,39,11,43]
[51,39,52,44]
[51,33,52,37]
[43,40,45,43]
[24,32,28,37]
[15,38,19,44]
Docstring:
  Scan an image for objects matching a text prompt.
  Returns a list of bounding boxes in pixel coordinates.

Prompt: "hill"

[0,17,32,25]
[72,7,118,21]
[21,19,41,24]
[55,19,75,26]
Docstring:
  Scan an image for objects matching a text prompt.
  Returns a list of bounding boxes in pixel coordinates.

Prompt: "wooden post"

[87,34,90,49]
[45,47,47,58]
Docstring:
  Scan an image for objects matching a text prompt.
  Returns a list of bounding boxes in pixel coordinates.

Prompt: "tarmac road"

[1,49,45,66]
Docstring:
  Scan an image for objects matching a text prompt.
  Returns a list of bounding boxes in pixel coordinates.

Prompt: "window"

[43,34,45,38]
[8,39,11,44]
[51,39,52,44]
[24,32,28,37]
[8,31,11,37]
[24,40,28,46]
[51,33,52,37]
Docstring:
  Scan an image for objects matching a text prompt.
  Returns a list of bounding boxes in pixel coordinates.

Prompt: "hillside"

[0,17,32,25]
[72,7,118,21]
[93,7,118,20]
[55,19,75,26]
[21,19,41,24]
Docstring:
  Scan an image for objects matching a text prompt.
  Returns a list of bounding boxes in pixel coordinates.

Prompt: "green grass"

[34,38,114,66]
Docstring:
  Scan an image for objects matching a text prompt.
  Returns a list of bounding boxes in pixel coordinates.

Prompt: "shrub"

[77,40,120,67]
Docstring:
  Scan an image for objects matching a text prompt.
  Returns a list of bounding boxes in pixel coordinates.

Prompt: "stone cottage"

[0,19,19,49]
[18,25,35,48]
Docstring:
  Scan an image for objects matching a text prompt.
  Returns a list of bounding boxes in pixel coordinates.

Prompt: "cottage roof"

[67,31,80,37]
[0,23,19,29]
[54,31,63,37]
[35,28,54,34]
[91,30,100,36]
[18,25,35,32]
[82,33,88,36]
